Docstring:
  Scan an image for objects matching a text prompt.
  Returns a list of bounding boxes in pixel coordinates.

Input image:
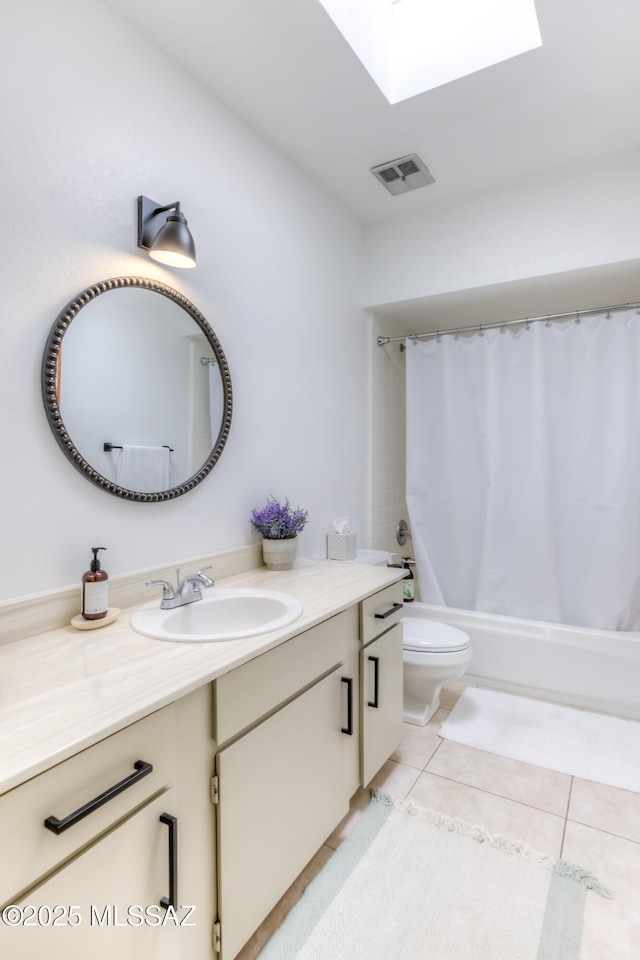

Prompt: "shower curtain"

[405,309,640,630]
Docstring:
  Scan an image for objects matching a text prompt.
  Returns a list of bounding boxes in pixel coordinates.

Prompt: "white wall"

[0,0,367,601]
[363,156,640,308]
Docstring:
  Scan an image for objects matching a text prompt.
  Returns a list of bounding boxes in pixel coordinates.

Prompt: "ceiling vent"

[370,154,435,195]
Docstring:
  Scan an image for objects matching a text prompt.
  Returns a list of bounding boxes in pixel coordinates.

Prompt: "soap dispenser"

[82,547,109,620]
[402,557,415,602]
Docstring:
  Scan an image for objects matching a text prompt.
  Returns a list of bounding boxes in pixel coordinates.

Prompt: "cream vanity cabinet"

[360,582,404,785]
[0,705,181,960]
[211,585,404,960]
[212,609,357,960]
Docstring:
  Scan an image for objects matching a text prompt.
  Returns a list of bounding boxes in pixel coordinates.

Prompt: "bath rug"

[440,687,640,792]
[256,790,608,960]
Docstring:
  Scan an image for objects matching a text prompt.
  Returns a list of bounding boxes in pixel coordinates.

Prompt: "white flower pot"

[262,537,297,571]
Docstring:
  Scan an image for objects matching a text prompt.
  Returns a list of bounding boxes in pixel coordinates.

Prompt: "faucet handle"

[145,578,177,601]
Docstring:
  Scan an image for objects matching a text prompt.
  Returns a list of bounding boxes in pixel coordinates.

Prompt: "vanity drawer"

[0,703,176,905]
[360,582,404,645]
[214,608,356,746]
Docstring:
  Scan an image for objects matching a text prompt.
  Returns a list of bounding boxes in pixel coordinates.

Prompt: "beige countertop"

[0,560,404,795]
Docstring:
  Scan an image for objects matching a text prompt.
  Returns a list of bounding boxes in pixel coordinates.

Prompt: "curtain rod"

[376,300,640,346]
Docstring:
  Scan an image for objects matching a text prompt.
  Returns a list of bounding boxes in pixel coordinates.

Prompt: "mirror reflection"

[42,278,232,501]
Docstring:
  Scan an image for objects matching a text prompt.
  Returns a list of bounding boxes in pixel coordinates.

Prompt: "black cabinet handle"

[341,676,354,735]
[374,603,403,620]
[160,813,178,910]
[44,760,153,835]
[367,656,380,709]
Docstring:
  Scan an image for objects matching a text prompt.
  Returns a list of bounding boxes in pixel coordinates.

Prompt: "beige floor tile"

[569,777,640,845]
[439,679,471,709]
[391,709,450,769]
[325,759,421,849]
[407,770,565,855]
[234,844,334,960]
[365,756,423,797]
[562,820,640,960]
[427,740,571,816]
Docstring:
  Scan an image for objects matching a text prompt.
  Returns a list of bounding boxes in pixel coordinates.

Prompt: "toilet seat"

[402,618,470,654]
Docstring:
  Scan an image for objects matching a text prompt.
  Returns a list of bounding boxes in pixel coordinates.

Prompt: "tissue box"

[327,532,357,561]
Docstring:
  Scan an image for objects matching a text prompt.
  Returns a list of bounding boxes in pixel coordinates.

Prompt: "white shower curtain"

[406,309,640,630]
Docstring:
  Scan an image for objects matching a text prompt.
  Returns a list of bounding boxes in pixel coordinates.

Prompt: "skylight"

[316,0,542,104]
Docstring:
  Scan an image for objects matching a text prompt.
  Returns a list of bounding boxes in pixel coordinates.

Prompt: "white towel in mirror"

[116,445,171,492]
[209,361,224,445]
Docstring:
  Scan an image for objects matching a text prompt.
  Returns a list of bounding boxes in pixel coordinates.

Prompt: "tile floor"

[237,682,640,959]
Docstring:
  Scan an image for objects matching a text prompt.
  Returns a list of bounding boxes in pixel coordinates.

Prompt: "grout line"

[565,817,640,848]
[421,770,566,821]
[391,757,432,784]
[392,758,431,773]
[564,775,574,819]
[560,777,573,857]
[424,737,444,770]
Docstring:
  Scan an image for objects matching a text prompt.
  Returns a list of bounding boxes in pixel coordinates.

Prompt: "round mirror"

[42,277,232,501]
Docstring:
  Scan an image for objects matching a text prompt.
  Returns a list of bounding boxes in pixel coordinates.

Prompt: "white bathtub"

[411,602,640,721]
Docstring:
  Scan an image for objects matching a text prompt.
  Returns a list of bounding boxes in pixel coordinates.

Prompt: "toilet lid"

[402,618,470,653]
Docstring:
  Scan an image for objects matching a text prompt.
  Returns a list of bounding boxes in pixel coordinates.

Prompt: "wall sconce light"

[137,195,197,269]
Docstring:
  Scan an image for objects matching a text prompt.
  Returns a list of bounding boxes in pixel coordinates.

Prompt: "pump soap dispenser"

[402,557,415,602]
[82,547,109,620]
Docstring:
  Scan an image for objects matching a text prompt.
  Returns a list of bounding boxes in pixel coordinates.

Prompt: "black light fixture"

[137,195,197,269]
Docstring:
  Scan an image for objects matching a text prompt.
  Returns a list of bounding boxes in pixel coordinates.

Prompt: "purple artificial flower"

[250,496,309,540]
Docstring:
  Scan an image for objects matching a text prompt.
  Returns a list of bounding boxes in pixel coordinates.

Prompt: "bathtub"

[410,602,640,721]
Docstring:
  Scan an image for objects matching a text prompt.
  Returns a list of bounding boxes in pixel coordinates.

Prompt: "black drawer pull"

[367,655,380,709]
[341,676,354,736]
[160,813,178,910]
[43,760,153,835]
[374,603,403,620]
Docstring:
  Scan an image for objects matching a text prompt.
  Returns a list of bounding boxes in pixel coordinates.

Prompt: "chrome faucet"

[145,566,215,609]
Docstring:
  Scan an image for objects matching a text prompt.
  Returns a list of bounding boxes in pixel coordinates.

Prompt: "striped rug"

[257,791,609,960]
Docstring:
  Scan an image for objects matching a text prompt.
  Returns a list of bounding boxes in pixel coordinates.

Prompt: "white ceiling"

[107,0,640,225]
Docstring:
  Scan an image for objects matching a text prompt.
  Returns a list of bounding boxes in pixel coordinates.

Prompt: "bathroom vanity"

[0,559,403,959]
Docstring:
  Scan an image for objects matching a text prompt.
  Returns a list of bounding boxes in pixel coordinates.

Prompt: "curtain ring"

[524,319,530,331]
[436,330,442,343]
[500,323,506,334]
[575,312,581,324]
[478,324,484,338]
[545,320,552,327]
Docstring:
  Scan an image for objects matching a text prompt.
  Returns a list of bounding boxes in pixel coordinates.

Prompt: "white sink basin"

[130,588,303,642]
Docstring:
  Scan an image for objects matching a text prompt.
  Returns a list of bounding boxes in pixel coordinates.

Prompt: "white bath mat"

[440,687,640,793]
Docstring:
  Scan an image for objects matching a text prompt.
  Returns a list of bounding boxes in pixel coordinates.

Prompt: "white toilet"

[402,603,472,725]
[353,551,473,727]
